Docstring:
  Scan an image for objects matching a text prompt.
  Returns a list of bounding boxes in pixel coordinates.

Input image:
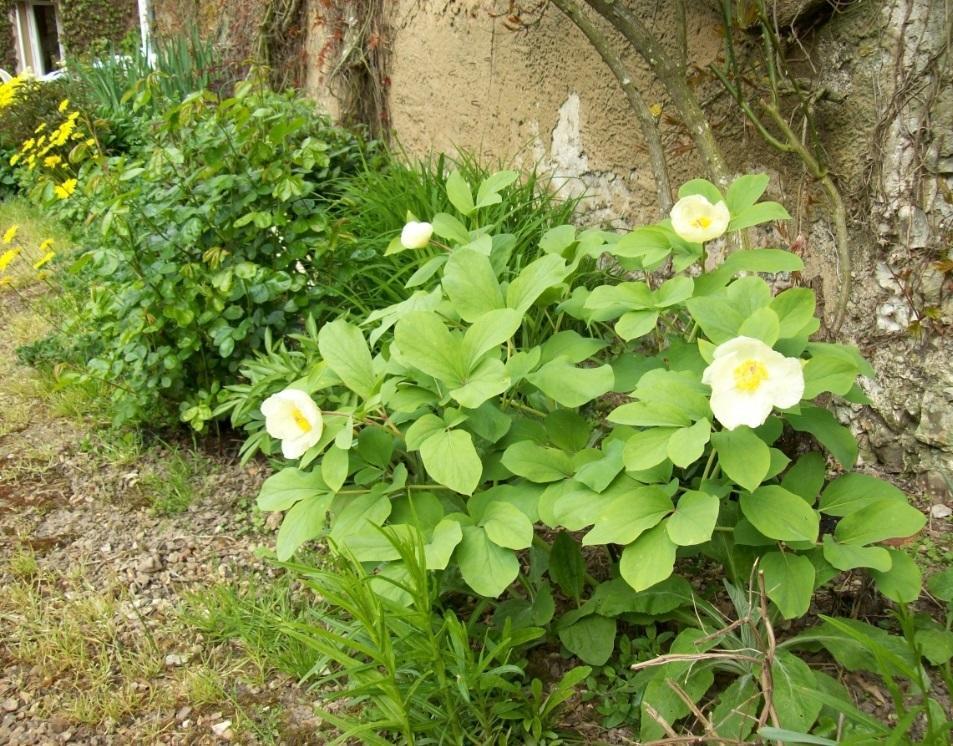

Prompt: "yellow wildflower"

[0,248,20,272]
[35,122,47,133]
[33,250,56,270]
[9,153,20,166]
[54,178,77,199]
[2,225,18,244]
[43,154,61,168]
[38,239,54,252]
[650,103,663,118]
[21,138,35,152]
[85,138,96,147]
[58,98,70,113]
[0,75,24,110]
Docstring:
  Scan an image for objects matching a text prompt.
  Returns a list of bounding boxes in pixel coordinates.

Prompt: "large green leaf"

[622,427,676,471]
[395,311,464,384]
[726,173,770,214]
[317,320,376,398]
[558,615,616,666]
[592,575,694,616]
[833,499,925,545]
[526,358,614,407]
[320,446,349,493]
[461,308,521,367]
[619,523,677,591]
[506,255,569,313]
[712,427,771,492]
[425,518,464,570]
[666,419,711,468]
[583,485,673,546]
[760,551,815,619]
[787,406,858,468]
[772,651,823,732]
[870,549,921,603]
[666,490,719,546]
[450,357,511,409]
[419,428,483,495]
[549,531,586,600]
[481,501,534,550]
[276,494,332,560]
[819,473,906,517]
[502,441,574,483]
[445,169,475,215]
[475,170,519,208]
[456,525,519,597]
[780,452,826,504]
[330,491,391,543]
[821,535,892,572]
[258,467,327,512]
[740,486,819,542]
[442,249,503,322]
[771,287,816,338]
[803,353,858,399]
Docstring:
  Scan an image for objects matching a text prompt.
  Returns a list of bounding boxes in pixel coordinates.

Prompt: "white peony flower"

[670,194,731,243]
[261,388,324,459]
[702,336,804,430]
[400,221,433,249]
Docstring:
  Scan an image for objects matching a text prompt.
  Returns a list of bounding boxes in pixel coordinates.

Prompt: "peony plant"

[245,171,925,663]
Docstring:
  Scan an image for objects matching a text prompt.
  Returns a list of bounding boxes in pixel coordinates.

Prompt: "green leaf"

[623,427,676,471]
[549,531,586,601]
[461,308,521,367]
[527,359,614,407]
[666,490,719,546]
[258,468,327,512]
[405,414,446,450]
[394,311,464,384]
[583,485,673,546]
[666,419,711,468]
[711,677,759,741]
[738,307,781,345]
[450,357,510,408]
[678,178,723,204]
[821,535,892,572]
[330,492,391,543]
[712,428,771,492]
[420,428,483,495]
[475,170,518,208]
[506,255,569,313]
[786,406,858,468]
[456,526,519,597]
[317,320,376,398]
[446,169,475,215]
[558,615,616,666]
[539,224,577,255]
[927,567,953,602]
[481,501,534,550]
[834,499,925,545]
[728,201,792,231]
[431,212,470,244]
[592,575,694,616]
[870,549,921,603]
[425,518,464,569]
[539,330,607,365]
[615,310,659,340]
[619,523,677,591]
[545,409,592,452]
[320,446,349,493]
[761,551,815,619]
[442,249,503,323]
[915,627,953,666]
[357,427,394,468]
[803,354,857,399]
[771,288,816,338]
[574,441,624,492]
[276,494,332,560]
[818,472,906,517]
[756,728,837,746]
[740,486,819,542]
[726,173,770,214]
[502,441,574,483]
[771,651,823,732]
[780,453,827,504]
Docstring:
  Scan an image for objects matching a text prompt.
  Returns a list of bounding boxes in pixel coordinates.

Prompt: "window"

[30,2,60,75]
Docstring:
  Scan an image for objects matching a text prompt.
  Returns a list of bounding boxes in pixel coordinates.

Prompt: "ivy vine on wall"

[58,0,139,57]
[0,0,16,71]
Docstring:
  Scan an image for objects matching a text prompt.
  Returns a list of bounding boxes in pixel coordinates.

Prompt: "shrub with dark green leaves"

[56,81,371,427]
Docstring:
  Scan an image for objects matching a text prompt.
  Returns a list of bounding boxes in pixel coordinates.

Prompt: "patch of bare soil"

[0,294,323,744]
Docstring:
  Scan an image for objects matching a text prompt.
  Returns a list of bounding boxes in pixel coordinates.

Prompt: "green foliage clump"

[233,169,940,739]
[58,0,137,59]
[44,81,370,427]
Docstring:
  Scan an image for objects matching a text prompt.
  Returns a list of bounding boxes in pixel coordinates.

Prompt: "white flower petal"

[260,388,324,459]
[710,387,775,430]
[400,221,433,249]
[765,356,805,409]
[670,194,730,243]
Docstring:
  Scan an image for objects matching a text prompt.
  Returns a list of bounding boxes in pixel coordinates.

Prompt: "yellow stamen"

[693,216,712,229]
[733,359,769,392]
[292,408,312,432]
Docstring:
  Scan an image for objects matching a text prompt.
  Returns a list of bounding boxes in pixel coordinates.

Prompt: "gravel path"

[0,291,324,744]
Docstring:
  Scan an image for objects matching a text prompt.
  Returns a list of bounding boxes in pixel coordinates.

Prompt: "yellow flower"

[21,138,35,152]
[0,75,24,110]
[85,138,96,147]
[9,153,20,166]
[38,239,54,252]
[650,103,663,118]
[43,154,62,168]
[260,388,324,459]
[670,194,731,243]
[54,178,77,199]
[58,98,70,113]
[0,247,21,272]
[33,250,56,270]
[35,122,47,133]
[702,336,804,430]
[2,225,18,244]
